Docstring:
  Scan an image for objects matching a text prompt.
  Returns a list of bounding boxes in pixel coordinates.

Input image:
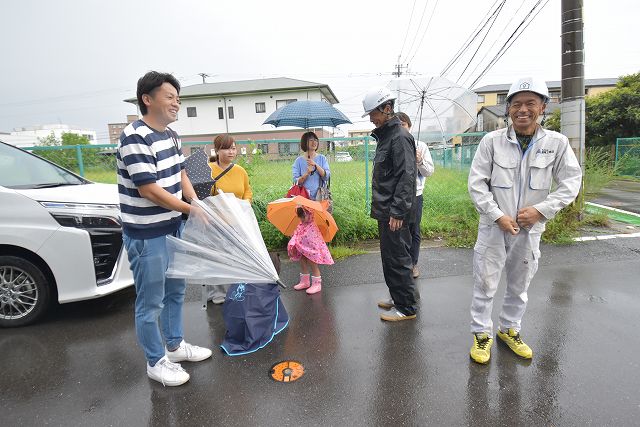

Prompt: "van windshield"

[0,143,87,189]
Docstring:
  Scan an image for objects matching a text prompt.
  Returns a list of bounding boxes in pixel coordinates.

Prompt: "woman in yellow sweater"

[210,134,252,201]
[208,134,253,304]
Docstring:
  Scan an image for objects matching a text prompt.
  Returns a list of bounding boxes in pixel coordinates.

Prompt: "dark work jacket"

[370,116,417,221]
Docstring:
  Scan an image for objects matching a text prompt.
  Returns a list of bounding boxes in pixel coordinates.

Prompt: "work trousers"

[409,194,424,265]
[470,224,541,334]
[378,219,417,315]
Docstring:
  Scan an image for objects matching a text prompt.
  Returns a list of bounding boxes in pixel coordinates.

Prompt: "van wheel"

[0,256,51,327]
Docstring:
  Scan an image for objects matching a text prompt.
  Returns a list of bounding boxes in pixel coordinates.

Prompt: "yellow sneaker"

[470,333,493,364]
[497,328,533,359]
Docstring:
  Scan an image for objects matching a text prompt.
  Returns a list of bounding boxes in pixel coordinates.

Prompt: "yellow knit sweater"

[209,163,253,201]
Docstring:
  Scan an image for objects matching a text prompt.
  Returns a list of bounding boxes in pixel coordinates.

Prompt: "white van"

[0,141,133,327]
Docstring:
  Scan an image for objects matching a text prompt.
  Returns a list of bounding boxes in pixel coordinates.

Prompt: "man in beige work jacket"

[467,77,582,364]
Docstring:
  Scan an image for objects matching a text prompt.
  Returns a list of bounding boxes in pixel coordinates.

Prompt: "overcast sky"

[1,0,637,142]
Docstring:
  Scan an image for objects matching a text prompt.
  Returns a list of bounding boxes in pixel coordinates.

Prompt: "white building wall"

[172,89,325,136]
[11,124,98,145]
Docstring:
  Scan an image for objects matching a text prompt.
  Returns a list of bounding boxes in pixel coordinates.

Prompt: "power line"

[439,0,502,77]
[406,0,441,66]
[460,0,528,87]
[455,0,506,84]
[398,0,418,61]
[469,0,550,89]
[401,0,431,64]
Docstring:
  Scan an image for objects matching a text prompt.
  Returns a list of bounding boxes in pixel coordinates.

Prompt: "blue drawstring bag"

[220,283,289,356]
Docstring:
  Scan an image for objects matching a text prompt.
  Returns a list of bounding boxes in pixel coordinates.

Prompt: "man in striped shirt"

[117,71,211,386]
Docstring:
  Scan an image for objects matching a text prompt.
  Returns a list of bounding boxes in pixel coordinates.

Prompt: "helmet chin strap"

[504,104,510,128]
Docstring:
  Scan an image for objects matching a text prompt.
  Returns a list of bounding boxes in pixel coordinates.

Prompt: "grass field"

[85,161,478,249]
[84,154,615,250]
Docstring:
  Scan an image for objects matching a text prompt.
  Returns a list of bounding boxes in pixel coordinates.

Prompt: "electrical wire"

[401,0,431,64]
[460,0,528,87]
[439,0,502,77]
[405,0,441,66]
[469,0,550,88]
[455,0,507,84]
[398,0,418,61]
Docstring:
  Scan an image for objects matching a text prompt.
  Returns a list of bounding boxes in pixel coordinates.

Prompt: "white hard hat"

[506,77,549,103]
[362,87,397,117]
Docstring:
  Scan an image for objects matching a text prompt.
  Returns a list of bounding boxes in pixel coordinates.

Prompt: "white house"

[125,77,341,157]
[8,124,98,147]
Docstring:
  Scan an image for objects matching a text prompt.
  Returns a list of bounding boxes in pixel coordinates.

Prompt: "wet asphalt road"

[3,237,640,426]
[591,179,640,214]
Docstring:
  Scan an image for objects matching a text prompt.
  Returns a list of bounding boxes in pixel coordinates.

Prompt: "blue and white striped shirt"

[116,120,184,239]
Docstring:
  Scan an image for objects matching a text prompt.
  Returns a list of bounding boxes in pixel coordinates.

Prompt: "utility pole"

[392,55,408,78]
[393,55,408,112]
[560,0,585,213]
[198,73,210,84]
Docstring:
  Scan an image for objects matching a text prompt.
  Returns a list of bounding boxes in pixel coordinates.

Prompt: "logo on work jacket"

[536,148,555,154]
[520,82,531,89]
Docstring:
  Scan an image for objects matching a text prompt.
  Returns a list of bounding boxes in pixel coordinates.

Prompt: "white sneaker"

[147,356,190,386]
[166,340,212,363]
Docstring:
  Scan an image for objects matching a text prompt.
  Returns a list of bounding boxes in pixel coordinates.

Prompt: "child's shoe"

[306,276,322,294]
[293,274,310,291]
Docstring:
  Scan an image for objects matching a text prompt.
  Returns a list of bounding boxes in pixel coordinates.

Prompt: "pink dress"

[287,213,334,265]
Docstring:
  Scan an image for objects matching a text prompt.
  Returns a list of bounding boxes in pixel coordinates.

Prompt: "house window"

[276,99,297,109]
[278,143,295,155]
[497,93,508,104]
[187,107,197,117]
[477,95,485,103]
[549,91,561,102]
[218,107,224,119]
[255,102,266,113]
[228,106,234,119]
[258,143,269,154]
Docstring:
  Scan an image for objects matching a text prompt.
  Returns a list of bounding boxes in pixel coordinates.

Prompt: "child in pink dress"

[288,207,334,294]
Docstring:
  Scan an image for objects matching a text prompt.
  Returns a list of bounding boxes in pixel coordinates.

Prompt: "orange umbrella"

[267,196,338,242]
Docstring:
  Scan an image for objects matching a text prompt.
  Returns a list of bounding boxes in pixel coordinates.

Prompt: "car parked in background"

[335,151,353,162]
[0,141,133,327]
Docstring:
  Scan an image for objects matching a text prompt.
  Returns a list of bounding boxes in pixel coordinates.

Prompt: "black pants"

[378,219,417,316]
[408,194,424,265]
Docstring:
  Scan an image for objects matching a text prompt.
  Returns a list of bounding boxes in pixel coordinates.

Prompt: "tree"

[543,72,640,147]
[544,109,561,132]
[586,72,640,146]
[36,132,96,172]
[61,132,90,146]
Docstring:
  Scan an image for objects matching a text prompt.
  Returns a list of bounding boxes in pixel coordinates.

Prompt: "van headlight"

[40,202,121,229]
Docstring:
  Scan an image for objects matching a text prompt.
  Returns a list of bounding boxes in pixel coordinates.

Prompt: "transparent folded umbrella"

[166,191,285,288]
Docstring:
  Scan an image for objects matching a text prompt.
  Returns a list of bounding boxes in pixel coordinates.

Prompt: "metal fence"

[615,137,640,177]
[24,133,485,211]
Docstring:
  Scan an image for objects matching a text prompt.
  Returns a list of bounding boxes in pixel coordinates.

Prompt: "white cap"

[506,77,549,103]
[362,87,397,117]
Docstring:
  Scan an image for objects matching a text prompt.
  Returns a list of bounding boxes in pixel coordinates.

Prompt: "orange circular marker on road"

[270,360,304,383]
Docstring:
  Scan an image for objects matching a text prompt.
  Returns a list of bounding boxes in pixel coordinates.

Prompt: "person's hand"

[306,157,317,167]
[306,164,315,174]
[517,207,543,228]
[416,150,423,164]
[188,200,211,224]
[496,215,519,235]
[389,217,403,232]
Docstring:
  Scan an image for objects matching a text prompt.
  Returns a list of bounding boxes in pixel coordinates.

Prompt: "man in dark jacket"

[362,87,418,321]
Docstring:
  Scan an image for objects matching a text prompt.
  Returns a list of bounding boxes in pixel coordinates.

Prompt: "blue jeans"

[123,226,185,366]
